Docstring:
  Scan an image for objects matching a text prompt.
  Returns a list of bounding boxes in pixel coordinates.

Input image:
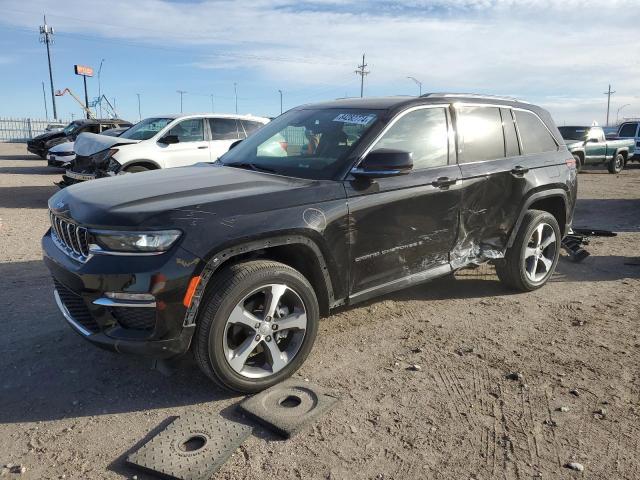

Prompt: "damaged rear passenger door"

[453,105,522,267]
[345,106,462,298]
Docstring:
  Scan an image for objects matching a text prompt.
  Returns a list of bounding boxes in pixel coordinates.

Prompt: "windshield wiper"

[225,162,277,174]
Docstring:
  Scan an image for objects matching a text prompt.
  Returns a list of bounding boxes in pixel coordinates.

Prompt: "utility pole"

[136,93,142,121]
[97,58,105,118]
[177,90,187,113]
[82,75,90,119]
[604,84,615,126]
[278,89,283,114]
[210,94,215,113]
[39,16,57,119]
[354,54,369,98]
[41,81,49,119]
[407,76,422,96]
[234,83,238,114]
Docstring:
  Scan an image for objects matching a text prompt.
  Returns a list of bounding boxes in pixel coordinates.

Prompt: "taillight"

[565,157,576,168]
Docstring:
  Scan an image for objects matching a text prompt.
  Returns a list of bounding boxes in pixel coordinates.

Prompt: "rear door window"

[618,123,638,138]
[374,107,449,169]
[514,110,558,154]
[457,106,505,163]
[209,118,240,140]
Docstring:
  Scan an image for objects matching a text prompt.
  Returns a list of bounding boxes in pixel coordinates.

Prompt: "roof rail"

[422,93,527,103]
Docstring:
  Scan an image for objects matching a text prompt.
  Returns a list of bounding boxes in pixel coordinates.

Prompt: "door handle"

[197,146,208,149]
[511,165,529,175]
[431,177,457,189]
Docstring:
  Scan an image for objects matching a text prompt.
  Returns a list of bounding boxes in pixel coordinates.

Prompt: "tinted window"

[618,123,638,138]
[209,118,240,140]
[514,110,558,154]
[374,108,448,169]
[457,106,505,163]
[85,124,101,134]
[558,127,588,141]
[167,118,204,142]
[241,120,264,136]
[501,108,520,157]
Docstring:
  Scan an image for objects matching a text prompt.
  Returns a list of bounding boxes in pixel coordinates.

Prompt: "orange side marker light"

[183,275,202,308]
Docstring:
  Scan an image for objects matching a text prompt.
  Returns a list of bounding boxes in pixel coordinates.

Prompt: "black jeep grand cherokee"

[43,94,577,392]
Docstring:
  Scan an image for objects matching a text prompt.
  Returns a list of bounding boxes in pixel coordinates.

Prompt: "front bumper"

[43,230,203,358]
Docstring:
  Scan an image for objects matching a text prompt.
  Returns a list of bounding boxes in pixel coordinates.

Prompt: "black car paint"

[27,119,132,158]
[43,95,577,357]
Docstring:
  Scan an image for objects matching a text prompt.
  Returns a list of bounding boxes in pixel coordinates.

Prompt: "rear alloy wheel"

[496,209,561,291]
[193,260,319,393]
[607,153,625,174]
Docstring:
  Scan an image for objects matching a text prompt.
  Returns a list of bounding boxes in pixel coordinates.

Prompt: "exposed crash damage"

[43,94,577,393]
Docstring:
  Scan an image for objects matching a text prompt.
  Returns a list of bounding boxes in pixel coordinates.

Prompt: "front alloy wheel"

[193,260,319,393]
[223,284,307,378]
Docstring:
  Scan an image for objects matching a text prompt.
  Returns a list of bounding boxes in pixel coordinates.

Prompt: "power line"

[354,54,369,98]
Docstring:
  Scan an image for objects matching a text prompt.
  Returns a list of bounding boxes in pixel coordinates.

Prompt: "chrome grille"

[49,211,90,262]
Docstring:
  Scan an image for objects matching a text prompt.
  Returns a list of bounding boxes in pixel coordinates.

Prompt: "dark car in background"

[27,118,132,159]
[559,125,635,173]
[43,94,577,393]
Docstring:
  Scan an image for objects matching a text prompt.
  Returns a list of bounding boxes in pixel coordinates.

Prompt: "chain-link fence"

[0,117,70,143]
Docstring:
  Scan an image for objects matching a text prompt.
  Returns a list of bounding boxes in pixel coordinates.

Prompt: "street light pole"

[136,93,142,121]
[234,83,238,114]
[97,58,105,118]
[210,94,215,113]
[278,89,283,115]
[407,76,422,96]
[177,90,187,113]
[616,103,630,124]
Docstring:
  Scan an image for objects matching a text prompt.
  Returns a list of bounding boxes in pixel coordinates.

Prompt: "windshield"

[219,108,379,180]
[63,122,82,135]
[118,117,174,140]
[558,127,588,141]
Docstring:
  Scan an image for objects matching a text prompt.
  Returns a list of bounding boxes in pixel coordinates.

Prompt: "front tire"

[607,153,625,174]
[496,210,561,292]
[193,260,319,393]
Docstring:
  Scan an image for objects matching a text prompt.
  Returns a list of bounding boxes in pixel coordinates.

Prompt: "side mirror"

[229,139,242,151]
[351,148,413,178]
[159,134,179,145]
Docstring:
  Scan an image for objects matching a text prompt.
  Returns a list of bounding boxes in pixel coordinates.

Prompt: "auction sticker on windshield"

[333,113,376,125]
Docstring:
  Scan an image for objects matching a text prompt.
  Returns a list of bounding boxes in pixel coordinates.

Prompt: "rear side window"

[375,107,449,169]
[500,108,520,157]
[241,120,264,136]
[209,118,240,140]
[457,106,505,163]
[618,123,638,138]
[514,110,557,154]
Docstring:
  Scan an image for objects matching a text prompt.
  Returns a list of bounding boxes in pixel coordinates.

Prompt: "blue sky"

[1,0,639,125]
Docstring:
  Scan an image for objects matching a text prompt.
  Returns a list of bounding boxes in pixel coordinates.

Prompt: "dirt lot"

[0,142,638,480]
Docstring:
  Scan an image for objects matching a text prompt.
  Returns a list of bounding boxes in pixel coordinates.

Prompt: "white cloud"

[2,0,640,122]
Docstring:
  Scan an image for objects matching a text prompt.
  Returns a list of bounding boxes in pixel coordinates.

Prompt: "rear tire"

[607,153,625,174]
[573,154,583,173]
[496,210,561,292]
[193,260,319,393]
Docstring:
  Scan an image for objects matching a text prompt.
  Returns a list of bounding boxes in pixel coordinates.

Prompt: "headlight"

[91,148,118,166]
[89,230,181,254]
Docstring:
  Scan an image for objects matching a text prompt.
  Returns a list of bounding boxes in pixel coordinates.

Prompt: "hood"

[48,164,340,227]
[49,141,75,153]
[32,130,64,143]
[74,132,140,157]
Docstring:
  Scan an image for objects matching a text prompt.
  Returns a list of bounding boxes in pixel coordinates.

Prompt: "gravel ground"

[1,142,639,479]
